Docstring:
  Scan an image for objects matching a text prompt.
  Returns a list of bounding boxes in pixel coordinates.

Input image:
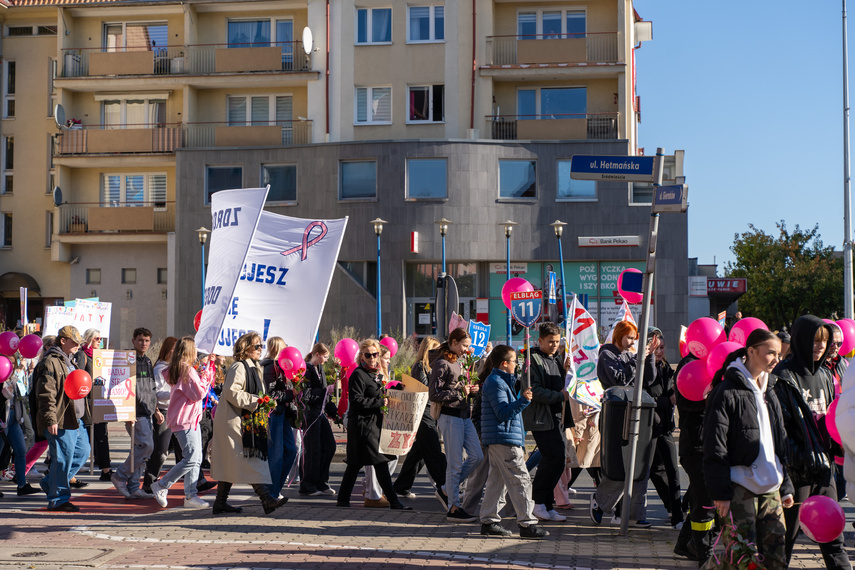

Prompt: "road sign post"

[510,290,543,391]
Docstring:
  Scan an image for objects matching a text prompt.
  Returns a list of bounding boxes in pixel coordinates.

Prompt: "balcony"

[60,42,311,78]
[486,33,619,66]
[57,202,175,242]
[184,121,313,148]
[56,124,182,155]
[486,113,619,141]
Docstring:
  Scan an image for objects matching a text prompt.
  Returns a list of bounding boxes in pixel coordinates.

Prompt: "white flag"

[604,300,636,344]
[195,187,269,354]
[214,212,348,356]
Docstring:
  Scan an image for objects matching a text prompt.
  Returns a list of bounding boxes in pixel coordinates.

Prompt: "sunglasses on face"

[363,352,379,359]
[831,341,843,347]
[252,344,263,350]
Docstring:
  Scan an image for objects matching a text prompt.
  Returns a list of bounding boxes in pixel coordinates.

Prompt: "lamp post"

[550,220,568,331]
[500,220,517,344]
[435,218,452,276]
[370,218,388,337]
[195,227,210,307]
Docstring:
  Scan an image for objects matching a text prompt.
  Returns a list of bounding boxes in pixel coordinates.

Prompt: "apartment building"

[0,0,688,355]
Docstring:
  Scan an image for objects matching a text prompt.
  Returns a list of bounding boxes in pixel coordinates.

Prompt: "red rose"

[263,395,271,403]
[747,562,758,570]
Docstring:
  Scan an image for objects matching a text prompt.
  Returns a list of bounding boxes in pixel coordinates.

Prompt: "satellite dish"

[302,27,313,55]
[53,186,63,207]
[53,104,66,129]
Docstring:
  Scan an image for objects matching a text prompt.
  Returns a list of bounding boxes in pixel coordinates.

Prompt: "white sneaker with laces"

[150,481,168,508]
[184,494,209,509]
[546,509,567,522]
[610,515,622,525]
[128,488,153,500]
[110,473,131,498]
[532,503,550,521]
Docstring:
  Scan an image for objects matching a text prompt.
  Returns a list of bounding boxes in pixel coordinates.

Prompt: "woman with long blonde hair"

[260,337,298,499]
[299,342,336,496]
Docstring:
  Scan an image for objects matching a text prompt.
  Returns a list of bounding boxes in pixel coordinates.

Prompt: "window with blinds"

[355,87,391,124]
[227,95,293,127]
[101,173,167,208]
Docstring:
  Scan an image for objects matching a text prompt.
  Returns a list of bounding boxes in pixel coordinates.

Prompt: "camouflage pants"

[703,484,787,570]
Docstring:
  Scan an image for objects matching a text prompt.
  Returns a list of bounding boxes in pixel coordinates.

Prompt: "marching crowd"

[1,315,854,568]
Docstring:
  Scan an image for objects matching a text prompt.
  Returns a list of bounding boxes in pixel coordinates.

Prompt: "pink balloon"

[676,359,712,401]
[706,341,743,378]
[0,331,19,356]
[799,495,846,543]
[334,338,359,368]
[727,317,768,346]
[0,356,12,382]
[277,346,304,379]
[379,337,398,358]
[686,318,726,359]
[836,319,855,355]
[617,268,643,304]
[827,398,842,445]
[18,334,43,359]
[823,318,836,326]
[501,277,534,309]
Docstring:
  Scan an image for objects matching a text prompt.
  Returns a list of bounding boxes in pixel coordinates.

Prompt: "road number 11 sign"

[510,291,543,328]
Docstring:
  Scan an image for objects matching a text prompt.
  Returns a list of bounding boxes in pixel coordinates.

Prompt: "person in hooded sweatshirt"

[704,329,794,570]
[772,315,850,570]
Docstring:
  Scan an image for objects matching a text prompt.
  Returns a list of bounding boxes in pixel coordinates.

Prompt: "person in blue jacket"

[478,344,548,540]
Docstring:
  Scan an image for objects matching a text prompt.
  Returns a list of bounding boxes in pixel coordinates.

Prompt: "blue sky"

[634,1,848,271]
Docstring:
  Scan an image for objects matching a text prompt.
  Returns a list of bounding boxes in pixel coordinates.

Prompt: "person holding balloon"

[299,342,337,497]
[771,315,851,570]
[34,326,91,512]
[260,337,299,500]
[703,328,794,570]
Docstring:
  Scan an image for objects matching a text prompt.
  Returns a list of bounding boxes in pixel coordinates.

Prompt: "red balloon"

[64,369,92,400]
[0,331,19,356]
[379,337,398,358]
[617,268,643,304]
[0,356,12,382]
[706,341,743,378]
[676,359,712,401]
[501,277,534,309]
[193,310,203,332]
[686,318,726,359]
[18,334,43,359]
[278,346,304,379]
[799,495,846,543]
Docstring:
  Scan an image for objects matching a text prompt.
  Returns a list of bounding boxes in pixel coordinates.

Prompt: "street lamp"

[370,218,388,337]
[500,220,518,344]
[196,227,210,307]
[550,220,568,330]
[435,218,452,276]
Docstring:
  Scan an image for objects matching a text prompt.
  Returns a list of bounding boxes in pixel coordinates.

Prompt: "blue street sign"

[652,184,688,213]
[468,320,491,357]
[547,272,557,305]
[569,155,655,182]
[510,291,543,329]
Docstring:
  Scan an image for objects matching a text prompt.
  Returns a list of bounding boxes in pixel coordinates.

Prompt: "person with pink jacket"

[150,336,211,509]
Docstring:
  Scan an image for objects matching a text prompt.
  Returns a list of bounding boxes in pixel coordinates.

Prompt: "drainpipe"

[325,0,330,141]
[469,0,476,131]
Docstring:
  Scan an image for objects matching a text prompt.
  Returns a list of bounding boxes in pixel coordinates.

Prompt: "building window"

[47,58,57,117]
[499,159,536,199]
[518,9,585,39]
[205,166,243,203]
[102,173,166,208]
[2,136,12,195]
[6,25,56,37]
[407,85,444,123]
[227,94,294,143]
[518,87,586,119]
[1,213,10,247]
[227,19,294,68]
[45,211,53,247]
[4,61,14,118]
[557,159,596,201]
[340,160,377,199]
[261,164,297,203]
[104,22,168,52]
[631,182,654,205]
[86,268,101,285]
[356,8,392,44]
[121,268,137,284]
[407,158,447,199]
[355,87,392,124]
[408,6,444,42]
[102,97,166,128]
[157,268,167,284]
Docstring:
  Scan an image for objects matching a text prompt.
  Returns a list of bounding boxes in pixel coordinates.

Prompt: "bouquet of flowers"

[706,512,767,570]
[458,348,480,386]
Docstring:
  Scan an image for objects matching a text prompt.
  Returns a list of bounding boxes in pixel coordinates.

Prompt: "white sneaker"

[567,487,577,495]
[610,515,621,525]
[532,503,551,521]
[150,480,168,508]
[673,521,684,531]
[128,488,154,500]
[28,467,43,478]
[110,473,131,498]
[545,509,567,522]
[2,468,16,481]
[320,488,336,496]
[183,494,209,509]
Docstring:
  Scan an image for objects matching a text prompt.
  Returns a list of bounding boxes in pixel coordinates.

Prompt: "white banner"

[214,212,348,356]
[43,299,112,345]
[195,187,269,354]
[379,375,429,455]
[43,306,76,337]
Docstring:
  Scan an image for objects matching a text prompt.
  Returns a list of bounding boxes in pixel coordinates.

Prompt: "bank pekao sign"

[578,236,640,247]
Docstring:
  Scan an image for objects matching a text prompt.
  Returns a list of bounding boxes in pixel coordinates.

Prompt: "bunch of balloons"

[0,331,43,382]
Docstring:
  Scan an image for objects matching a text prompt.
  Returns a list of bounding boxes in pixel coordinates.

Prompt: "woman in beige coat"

[210,332,288,516]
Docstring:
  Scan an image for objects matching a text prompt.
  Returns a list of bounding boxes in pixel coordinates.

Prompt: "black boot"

[212,481,243,515]
[252,484,288,515]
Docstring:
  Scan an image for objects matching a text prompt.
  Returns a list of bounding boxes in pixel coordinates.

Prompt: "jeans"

[157,425,202,497]
[438,414,483,509]
[300,411,336,494]
[5,405,29,487]
[44,419,90,508]
[480,445,537,527]
[145,409,173,486]
[115,415,154,493]
[267,413,298,496]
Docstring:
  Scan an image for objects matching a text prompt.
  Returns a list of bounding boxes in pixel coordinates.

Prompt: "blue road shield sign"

[468,320,491,357]
[510,291,543,329]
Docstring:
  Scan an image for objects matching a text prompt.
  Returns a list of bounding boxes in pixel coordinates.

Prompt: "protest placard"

[91,349,137,423]
[379,374,429,455]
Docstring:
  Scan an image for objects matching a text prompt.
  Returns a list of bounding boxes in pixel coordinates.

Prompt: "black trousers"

[394,417,446,492]
[649,433,683,525]
[681,456,715,568]
[338,460,398,506]
[200,410,213,463]
[784,480,851,570]
[93,423,111,470]
[531,422,565,509]
[299,411,336,494]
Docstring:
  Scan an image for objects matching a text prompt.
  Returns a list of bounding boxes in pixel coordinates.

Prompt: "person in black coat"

[704,328,794,570]
[299,343,337,496]
[336,339,410,510]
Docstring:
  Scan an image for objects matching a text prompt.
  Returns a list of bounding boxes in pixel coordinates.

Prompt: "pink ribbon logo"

[280,221,328,261]
[124,377,136,401]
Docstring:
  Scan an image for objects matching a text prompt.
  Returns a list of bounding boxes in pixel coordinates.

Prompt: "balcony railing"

[58,202,175,235]
[61,42,311,78]
[184,121,313,148]
[56,123,183,155]
[486,113,619,140]
[486,32,619,66]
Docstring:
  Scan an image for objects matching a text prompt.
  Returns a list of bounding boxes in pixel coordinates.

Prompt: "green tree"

[724,221,843,330]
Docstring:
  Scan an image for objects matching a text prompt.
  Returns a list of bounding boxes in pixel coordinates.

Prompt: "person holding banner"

[299,343,337,497]
[210,332,289,515]
[35,326,91,511]
[150,337,211,509]
[336,339,410,510]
